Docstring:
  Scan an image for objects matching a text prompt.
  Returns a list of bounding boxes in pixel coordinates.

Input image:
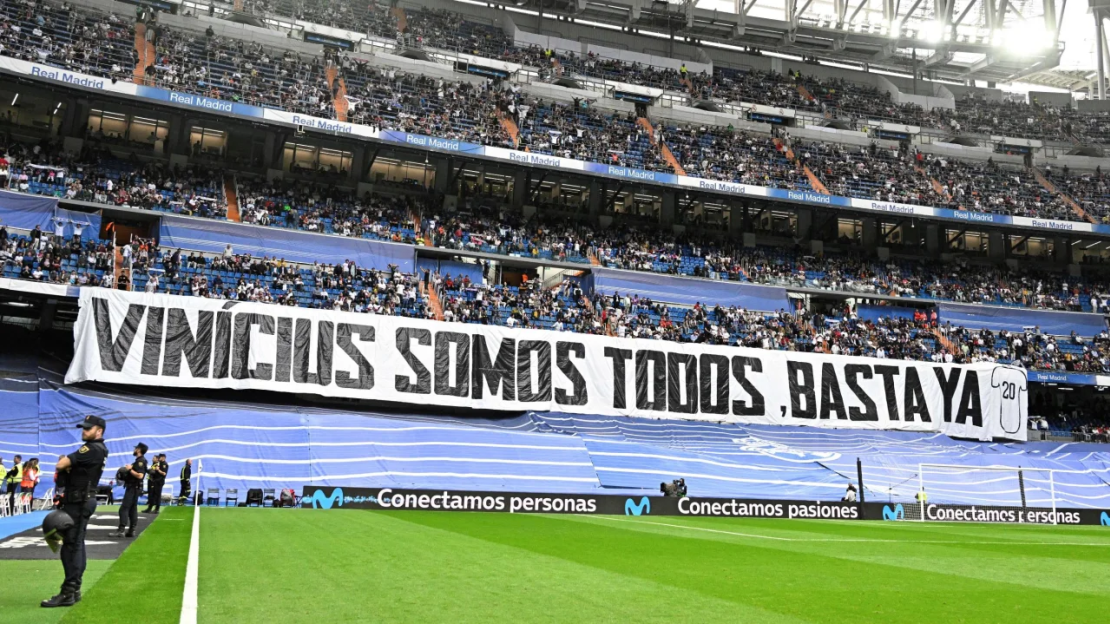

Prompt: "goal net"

[904,464,1062,524]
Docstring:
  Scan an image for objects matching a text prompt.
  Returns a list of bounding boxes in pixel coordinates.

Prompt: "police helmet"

[42,509,75,539]
[42,510,75,552]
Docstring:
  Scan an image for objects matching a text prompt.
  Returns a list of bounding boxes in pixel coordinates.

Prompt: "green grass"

[192,509,1110,623]
[0,560,112,624]
[59,505,191,624]
[14,507,1109,623]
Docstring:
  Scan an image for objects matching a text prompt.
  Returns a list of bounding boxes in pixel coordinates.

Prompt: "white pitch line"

[180,504,200,624]
[591,516,1110,546]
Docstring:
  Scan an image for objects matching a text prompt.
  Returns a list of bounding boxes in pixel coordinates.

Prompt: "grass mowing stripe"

[586,514,1110,546]
[400,511,1107,623]
[60,507,192,624]
[591,515,795,541]
[0,560,112,624]
[636,514,1110,545]
[198,508,817,624]
[571,516,1110,595]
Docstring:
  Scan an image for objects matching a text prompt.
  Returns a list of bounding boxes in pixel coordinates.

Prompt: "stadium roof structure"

[491,0,1067,86]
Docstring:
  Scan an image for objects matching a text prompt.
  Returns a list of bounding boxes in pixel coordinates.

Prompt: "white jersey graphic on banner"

[990,366,1028,435]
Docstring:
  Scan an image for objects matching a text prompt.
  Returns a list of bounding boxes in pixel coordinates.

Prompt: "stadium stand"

[2,141,227,218]
[0,228,115,287]
[0,3,1102,211]
[0,0,1107,226]
[222,0,1110,151]
[4,0,1110,522]
[136,246,432,317]
[4,136,1110,315]
[5,213,1109,377]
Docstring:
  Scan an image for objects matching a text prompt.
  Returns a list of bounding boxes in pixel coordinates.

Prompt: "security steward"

[143,453,168,513]
[110,443,148,538]
[41,415,108,608]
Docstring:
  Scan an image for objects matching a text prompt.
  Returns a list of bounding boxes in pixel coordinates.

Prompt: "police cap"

[77,415,106,430]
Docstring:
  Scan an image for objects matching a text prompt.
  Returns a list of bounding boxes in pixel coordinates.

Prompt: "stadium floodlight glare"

[994,20,1054,54]
[920,21,944,44]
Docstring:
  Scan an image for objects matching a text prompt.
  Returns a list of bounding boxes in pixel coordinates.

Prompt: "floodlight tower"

[1093,0,1110,99]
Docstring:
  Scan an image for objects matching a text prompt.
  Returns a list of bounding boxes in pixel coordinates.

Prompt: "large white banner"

[66,289,1027,441]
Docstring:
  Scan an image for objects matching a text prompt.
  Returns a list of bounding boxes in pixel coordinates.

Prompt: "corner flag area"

[3,506,1108,624]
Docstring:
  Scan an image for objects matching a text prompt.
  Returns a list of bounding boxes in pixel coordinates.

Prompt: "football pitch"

[5,506,1110,623]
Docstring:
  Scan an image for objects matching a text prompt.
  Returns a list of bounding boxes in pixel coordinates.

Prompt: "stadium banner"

[261,109,376,138]
[66,289,1027,440]
[134,86,266,119]
[0,56,139,97]
[4,53,1110,238]
[376,130,489,156]
[301,486,863,519]
[1028,371,1110,386]
[302,487,1110,524]
[769,188,853,208]
[483,145,587,171]
[1009,216,1086,232]
[863,502,1110,526]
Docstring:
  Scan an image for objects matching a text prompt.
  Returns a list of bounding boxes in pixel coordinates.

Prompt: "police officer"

[143,453,167,513]
[41,415,108,608]
[179,458,193,505]
[4,453,22,510]
[110,443,148,538]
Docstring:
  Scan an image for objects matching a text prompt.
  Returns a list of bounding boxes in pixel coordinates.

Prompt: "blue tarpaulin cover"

[0,190,57,230]
[938,302,1107,336]
[591,267,789,310]
[0,191,99,238]
[159,215,414,271]
[3,374,1108,506]
[858,304,918,322]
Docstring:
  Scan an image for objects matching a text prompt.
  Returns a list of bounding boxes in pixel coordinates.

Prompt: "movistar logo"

[625,497,651,516]
[882,504,905,521]
[1101,512,1110,526]
[307,488,344,509]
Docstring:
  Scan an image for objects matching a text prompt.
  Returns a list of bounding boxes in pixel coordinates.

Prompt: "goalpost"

[908,464,1064,524]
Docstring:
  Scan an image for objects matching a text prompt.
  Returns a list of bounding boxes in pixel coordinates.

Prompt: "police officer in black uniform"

[178,458,192,506]
[143,453,167,513]
[110,443,148,538]
[41,415,108,608]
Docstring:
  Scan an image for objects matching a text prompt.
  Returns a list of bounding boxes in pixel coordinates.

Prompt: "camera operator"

[659,478,688,498]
